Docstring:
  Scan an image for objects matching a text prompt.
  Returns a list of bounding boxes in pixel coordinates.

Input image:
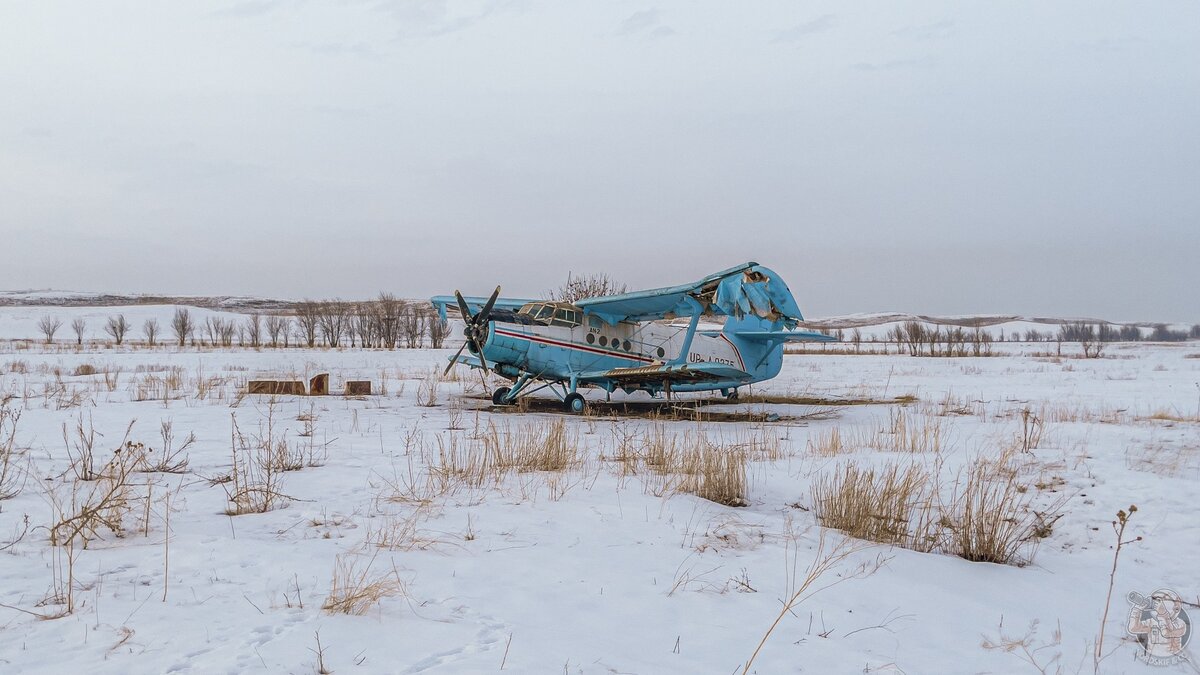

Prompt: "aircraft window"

[656,347,665,358]
[599,336,608,346]
[586,333,595,344]
[623,340,631,351]
[552,309,580,327]
[534,305,554,320]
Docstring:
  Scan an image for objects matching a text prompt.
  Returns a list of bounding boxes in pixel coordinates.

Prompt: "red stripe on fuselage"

[717,333,747,371]
[493,328,656,364]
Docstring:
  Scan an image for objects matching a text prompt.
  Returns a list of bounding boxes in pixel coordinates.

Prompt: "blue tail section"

[719,314,786,380]
[717,304,834,381]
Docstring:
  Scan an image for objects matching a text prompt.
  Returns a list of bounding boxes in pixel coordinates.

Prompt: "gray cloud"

[891,20,954,41]
[852,56,937,71]
[212,0,289,18]
[617,9,676,38]
[773,14,835,43]
[372,0,518,39]
[293,41,380,59]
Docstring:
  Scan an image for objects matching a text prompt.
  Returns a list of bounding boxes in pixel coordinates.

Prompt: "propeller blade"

[454,290,474,324]
[470,337,491,376]
[443,340,468,377]
[476,286,501,325]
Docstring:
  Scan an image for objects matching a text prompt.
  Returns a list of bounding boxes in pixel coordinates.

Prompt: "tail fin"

[717,277,832,378]
[718,264,831,343]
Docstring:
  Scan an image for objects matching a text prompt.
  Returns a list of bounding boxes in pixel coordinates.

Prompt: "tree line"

[34,293,452,349]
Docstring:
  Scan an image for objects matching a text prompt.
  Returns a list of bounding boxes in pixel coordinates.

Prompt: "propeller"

[443,286,501,377]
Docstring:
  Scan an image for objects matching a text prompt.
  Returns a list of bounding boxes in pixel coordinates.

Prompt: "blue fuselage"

[473,317,781,395]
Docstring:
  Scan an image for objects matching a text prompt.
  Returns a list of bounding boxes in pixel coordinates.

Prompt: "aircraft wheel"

[564,393,586,414]
[492,387,512,405]
[726,389,739,401]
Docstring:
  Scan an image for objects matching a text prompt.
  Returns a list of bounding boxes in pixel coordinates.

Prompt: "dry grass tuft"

[812,449,1062,566]
[807,427,849,457]
[1143,407,1199,424]
[1016,408,1045,453]
[0,402,26,500]
[638,426,750,506]
[812,462,939,551]
[365,509,443,551]
[222,408,292,515]
[137,421,193,474]
[944,460,1046,565]
[72,363,98,377]
[416,369,441,407]
[678,440,748,507]
[48,432,149,547]
[322,551,406,615]
[381,419,585,503]
[864,409,944,454]
[1125,442,1200,478]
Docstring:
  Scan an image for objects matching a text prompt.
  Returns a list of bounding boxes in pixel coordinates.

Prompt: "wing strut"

[667,296,704,366]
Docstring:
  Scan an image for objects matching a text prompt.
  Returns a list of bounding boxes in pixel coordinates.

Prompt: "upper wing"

[575,262,805,327]
[712,329,837,343]
[430,295,536,321]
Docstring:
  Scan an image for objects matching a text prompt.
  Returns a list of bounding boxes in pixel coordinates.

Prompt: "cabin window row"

[586,333,632,351]
[583,334,668,358]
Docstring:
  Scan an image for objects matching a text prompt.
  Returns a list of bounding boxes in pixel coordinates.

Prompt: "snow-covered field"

[1,321,1198,673]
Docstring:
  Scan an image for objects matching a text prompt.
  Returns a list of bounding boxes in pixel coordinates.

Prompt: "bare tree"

[549,272,627,304]
[245,314,262,348]
[37,315,63,344]
[899,321,925,357]
[104,315,130,345]
[317,301,349,348]
[400,305,425,348]
[427,309,450,349]
[204,317,222,346]
[376,293,402,349]
[219,320,236,347]
[71,318,86,345]
[265,315,287,348]
[172,308,194,347]
[295,301,320,348]
[203,317,235,347]
[143,318,159,346]
[352,306,375,348]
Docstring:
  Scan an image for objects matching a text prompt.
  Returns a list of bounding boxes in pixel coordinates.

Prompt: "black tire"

[564,393,586,413]
[726,389,739,401]
[492,387,512,405]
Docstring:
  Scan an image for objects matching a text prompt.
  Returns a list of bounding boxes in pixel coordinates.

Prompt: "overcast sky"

[1,1,1197,320]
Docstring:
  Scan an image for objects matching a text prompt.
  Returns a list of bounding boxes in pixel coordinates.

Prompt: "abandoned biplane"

[430,262,833,413]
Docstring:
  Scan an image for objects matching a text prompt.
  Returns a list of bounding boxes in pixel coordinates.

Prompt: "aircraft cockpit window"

[550,308,580,328]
